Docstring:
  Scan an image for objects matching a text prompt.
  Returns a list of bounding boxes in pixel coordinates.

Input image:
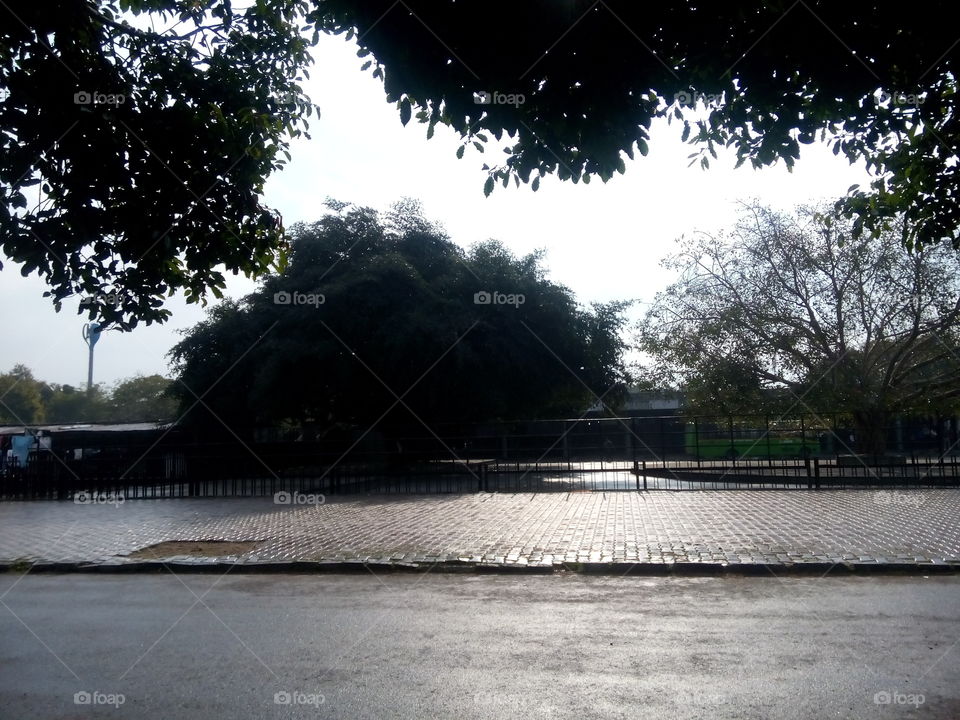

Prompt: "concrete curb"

[1,559,957,576]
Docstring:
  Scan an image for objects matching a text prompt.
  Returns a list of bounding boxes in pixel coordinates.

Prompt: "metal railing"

[1,413,958,499]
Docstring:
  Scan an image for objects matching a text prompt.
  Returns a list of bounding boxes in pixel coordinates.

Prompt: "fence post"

[642,460,647,491]
[562,420,569,462]
[631,421,639,491]
[766,415,772,466]
[801,415,807,456]
[660,417,666,462]
[694,417,701,467]
[728,416,735,460]
[814,457,821,489]
[188,444,199,497]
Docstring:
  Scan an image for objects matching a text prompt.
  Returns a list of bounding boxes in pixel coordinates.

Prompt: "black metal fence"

[2,413,958,499]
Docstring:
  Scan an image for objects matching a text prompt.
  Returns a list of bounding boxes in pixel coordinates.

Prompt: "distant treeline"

[0,365,176,424]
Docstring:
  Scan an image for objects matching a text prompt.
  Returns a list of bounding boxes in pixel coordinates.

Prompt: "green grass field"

[686,429,817,458]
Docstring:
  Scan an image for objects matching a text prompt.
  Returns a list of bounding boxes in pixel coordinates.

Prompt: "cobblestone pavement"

[0,490,958,569]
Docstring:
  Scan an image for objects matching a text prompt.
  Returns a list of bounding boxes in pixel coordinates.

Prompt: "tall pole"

[87,342,94,392]
[82,323,102,393]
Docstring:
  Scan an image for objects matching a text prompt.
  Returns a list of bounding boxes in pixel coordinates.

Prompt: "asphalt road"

[0,573,957,719]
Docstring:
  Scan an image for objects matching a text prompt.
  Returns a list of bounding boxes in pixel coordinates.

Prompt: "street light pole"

[81,323,102,393]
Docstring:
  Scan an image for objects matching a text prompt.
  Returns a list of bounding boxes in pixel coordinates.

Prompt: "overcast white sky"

[0,33,872,387]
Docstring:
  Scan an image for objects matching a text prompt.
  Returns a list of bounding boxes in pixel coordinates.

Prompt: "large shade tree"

[169,201,631,437]
[637,203,960,455]
[3,1,960,327]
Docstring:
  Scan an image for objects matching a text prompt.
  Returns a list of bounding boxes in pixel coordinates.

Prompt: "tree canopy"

[1,0,316,329]
[106,374,178,422]
[4,1,958,327]
[0,365,46,424]
[316,1,960,249]
[169,201,631,436]
[637,203,960,454]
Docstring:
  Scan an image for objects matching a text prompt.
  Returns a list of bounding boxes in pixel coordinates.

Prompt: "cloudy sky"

[0,32,871,388]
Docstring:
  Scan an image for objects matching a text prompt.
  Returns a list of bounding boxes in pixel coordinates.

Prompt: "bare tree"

[638,203,960,455]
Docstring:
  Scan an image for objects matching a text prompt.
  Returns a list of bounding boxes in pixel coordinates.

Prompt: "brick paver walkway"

[0,490,958,568]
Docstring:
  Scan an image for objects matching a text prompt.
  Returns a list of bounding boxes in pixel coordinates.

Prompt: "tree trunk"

[853,409,888,457]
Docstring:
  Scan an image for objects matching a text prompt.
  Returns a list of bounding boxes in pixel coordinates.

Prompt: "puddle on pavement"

[125,540,263,559]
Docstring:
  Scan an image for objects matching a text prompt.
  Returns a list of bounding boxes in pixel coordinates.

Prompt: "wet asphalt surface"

[0,573,957,719]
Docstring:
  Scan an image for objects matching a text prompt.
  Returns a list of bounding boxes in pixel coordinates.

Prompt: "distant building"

[586,388,685,416]
[0,422,173,468]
